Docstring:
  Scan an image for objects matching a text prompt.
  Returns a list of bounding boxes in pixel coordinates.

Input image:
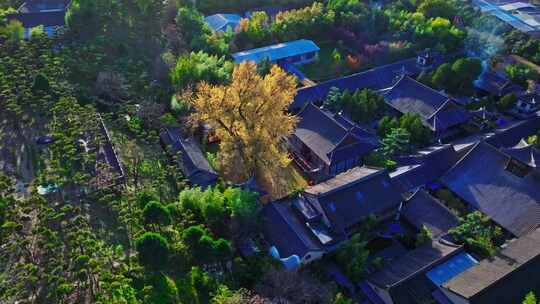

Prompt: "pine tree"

[381,128,410,157]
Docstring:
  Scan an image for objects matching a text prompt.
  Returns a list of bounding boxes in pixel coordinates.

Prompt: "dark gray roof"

[519,93,540,106]
[486,116,540,148]
[7,10,65,27]
[305,167,402,234]
[97,116,125,183]
[294,103,379,165]
[443,228,540,304]
[160,127,218,188]
[474,71,522,96]
[19,0,69,12]
[391,145,460,192]
[402,189,459,238]
[7,0,70,27]
[291,53,445,110]
[368,240,462,289]
[501,139,540,168]
[384,76,469,131]
[262,199,324,258]
[386,76,449,119]
[441,141,540,237]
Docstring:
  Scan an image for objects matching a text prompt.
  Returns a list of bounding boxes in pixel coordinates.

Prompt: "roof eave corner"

[428,98,452,120]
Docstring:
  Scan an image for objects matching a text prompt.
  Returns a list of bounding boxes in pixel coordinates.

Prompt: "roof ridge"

[304,102,352,135]
[378,241,463,288]
[329,129,361,155]
[410,188,457,216]
[396,75,450,98]
[428,99,452,119]
[443,140,484,178]
[313,168,387,198]
[296,56,419,95]
[444,229,540,297]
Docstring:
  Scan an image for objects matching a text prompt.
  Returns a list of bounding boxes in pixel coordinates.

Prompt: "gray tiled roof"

[7,10,65,27]
[291,53,445,110]
[486,115,540,148]
[391,144,460,192]
[20,0,69,12]
[294,103,379,165]
[501,139,540,168]
[402,189,459,238]
[305,167,403,234]
[384,76,469,131]
[262,199,324,258]
[474,70,523,97]
[160,127,218,188]
[443,227,540,303]
[385,76,450,119]
[8,0,70,27]
[368,240,462,288]
[441,141,540,237]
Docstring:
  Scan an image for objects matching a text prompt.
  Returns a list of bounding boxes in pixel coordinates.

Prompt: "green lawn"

[300,41,353,82]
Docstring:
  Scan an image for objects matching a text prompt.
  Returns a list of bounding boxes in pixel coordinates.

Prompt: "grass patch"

[300,41,354,82]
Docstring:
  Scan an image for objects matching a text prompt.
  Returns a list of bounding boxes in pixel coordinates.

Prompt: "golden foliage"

[191,62,298,183]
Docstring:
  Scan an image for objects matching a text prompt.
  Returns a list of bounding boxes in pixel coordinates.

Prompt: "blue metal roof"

[204,14,242,32]
[426,252,478,286]
[232,39,320,64]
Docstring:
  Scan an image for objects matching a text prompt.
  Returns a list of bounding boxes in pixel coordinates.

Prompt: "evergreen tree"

[143,201,172,228]
[32,73,50,92]
[136,232,170,271]
[381,128,410,157]
[524,292,538,304]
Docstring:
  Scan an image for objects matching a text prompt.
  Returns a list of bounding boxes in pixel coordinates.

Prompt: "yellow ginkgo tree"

[191,61,298,185]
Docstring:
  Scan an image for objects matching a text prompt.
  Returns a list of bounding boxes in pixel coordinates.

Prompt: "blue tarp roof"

[232,39,320,64]
[204,14,242,32]
[426,252,478,286]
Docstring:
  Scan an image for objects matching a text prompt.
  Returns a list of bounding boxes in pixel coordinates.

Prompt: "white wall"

[301,250,324,264]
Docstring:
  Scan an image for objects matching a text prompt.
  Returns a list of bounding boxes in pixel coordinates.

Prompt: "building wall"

[441,288,470,304]
[329,155,360,176]
[278,51,319,66]
[301,250,324,264]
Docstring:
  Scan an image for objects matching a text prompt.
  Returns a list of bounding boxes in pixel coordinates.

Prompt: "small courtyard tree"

[381,128,410,157]
[450,211,502,258]
[524,292,538,304]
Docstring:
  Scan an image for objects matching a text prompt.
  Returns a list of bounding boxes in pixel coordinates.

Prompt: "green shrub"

[32,73,50,92]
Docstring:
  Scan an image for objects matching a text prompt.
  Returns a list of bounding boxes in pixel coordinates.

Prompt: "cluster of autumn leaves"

[190,62,298,186]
